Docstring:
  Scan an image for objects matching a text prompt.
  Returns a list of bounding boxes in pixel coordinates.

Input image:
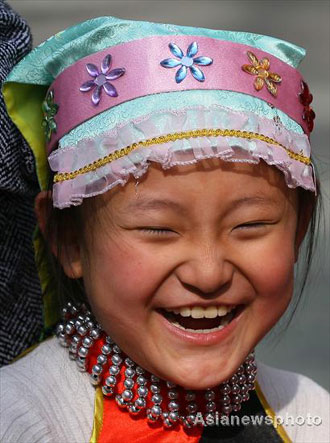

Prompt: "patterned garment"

[0,0,42,366]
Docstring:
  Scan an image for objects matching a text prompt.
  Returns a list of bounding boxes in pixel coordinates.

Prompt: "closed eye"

[234,222,271,230]
[139,227,176,235]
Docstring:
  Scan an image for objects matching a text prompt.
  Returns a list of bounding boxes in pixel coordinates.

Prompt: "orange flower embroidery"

[242,51,282,97]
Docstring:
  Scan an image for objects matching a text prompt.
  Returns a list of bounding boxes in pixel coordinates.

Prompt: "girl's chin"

[148,358,240,390]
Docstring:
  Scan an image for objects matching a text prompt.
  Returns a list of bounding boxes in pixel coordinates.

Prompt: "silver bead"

[112,354,122,366]
[163,417,173,428]
[65,323,75,335]
[92,364,103,375]
[78,325,87,336]
[75,320,83,329]
[78,346,88,358]
[97,354,107,365]
[151,394,162,404]
[150,384,160,394]
[136,366,144,375]
[186,414,197,425]
[128,405,140,415]
[115,395,127,408]
[90,329,100,340]
[226,384,236,395]
[168,389,178,400]
[101,344,111,355]
[230,374,238,384]
[124,379,135,389]
[221,394,231,405]
[237,365,244,375]
[105,376,117,387]
[150,375,160,383]
[137,386,148,397]
[105,336,113,344]
[222,404,233,415]
[71,334,80,345]
[240,385,248,394]
[238,374,246,384]
[125,358,134,367]
[135,397,146,409]
[90,373,100,386]
[69,351,76,360]
[182,417,193,428]
[122,389,134,401]
[69,344,78,353]
[56,323,64,335]
[147,410,158,422]
[168,401,179,411]
[232,394,242,404]
[137,376,147,385]
[150,405,162,417]
[166,381,175,388]
[82,337,93,348]
[102,385,113,396]
[125,367,135,378]
[113,345,121,353]
[86,321,95,330]
[241,393,250,402]
[205,390,215,401]
[247,374,256,383]
[76,356,86,368]
[206,401,216,412]
[232,403,242,412]
[186,402,197,413]
[185,391,196,402]
[109,365,120,376]
[168,411,179,423]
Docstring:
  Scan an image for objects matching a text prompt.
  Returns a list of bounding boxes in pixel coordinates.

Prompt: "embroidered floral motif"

[160,42,213,83]
[80,54,126,106]
[242,51,282,97]
[41,90,59,142]
[299,81,315,132]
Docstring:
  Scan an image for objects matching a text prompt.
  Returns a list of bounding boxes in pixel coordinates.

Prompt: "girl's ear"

[294,192,315,262]
[34,191,83,279]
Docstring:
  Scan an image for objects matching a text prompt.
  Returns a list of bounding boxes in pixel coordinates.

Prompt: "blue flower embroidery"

[160,42,213,83]
[80,54,125,106]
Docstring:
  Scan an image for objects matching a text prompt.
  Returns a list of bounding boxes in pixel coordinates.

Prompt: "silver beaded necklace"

[56,302,257,428]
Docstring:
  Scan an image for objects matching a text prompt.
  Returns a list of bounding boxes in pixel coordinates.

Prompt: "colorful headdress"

[3,16,316,211]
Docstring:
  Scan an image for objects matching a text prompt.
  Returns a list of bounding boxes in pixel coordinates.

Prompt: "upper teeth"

[165,305,234,319]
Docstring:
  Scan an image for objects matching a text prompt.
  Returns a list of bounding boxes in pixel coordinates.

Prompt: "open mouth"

[159,305,242,334]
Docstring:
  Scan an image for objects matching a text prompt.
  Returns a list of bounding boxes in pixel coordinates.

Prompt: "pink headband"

[45,35,313,153]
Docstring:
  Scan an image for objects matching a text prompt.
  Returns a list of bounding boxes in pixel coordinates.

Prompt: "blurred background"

[9,0,329,390]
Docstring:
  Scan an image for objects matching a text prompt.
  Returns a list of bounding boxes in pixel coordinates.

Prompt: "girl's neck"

[57,302,257,428]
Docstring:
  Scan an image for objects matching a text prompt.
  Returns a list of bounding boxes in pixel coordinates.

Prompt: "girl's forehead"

[103,160,292,211]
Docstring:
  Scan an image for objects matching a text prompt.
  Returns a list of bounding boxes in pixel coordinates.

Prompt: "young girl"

[1,14,329,443]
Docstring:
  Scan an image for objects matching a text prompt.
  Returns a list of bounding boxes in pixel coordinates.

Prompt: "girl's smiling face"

[62,159,302,389]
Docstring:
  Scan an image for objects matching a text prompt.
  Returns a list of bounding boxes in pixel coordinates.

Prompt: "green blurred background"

[9,0,329,390]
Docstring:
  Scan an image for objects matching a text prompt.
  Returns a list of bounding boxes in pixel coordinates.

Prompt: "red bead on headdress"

[299,81,316,133]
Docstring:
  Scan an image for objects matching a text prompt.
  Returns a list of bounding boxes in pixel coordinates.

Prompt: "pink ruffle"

[49,105,315,209]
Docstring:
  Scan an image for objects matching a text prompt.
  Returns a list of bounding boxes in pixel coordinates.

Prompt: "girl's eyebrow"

[124,196,277,214]
[124,198,188,215]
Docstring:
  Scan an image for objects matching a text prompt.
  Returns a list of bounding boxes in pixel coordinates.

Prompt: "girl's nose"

[174,242,234,298]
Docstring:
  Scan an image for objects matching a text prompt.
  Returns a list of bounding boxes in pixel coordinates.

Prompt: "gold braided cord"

[54,129,311,183]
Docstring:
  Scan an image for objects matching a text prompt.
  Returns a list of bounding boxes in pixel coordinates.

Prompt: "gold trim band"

[54,129,311,183]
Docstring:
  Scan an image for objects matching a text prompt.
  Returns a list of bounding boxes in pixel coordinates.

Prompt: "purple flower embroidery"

[80,54,125,106]
[160,42,213,83]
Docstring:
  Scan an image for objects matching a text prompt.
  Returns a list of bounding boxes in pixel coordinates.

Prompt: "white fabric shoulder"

[0,337,95,443]
[257,361,330,443]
